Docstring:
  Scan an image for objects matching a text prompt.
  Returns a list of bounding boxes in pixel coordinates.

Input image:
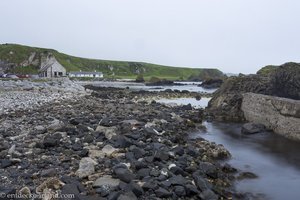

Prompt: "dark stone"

[83,135,94,143]
[72,143,83,151]
[174,186,186,197]
[169,166,187,176]
[142,180,158,191]
[154,151,169,161]
[200,79,223,89]
[199,189,218,200]
[107,192,121,200]
[78,149,89,157]
[237,172,258,180]
[270,62,300,100]
[61,184,80,200]
[41,168,57,177]
[137,168,151,179]
[132,148,145,159]
[241,123,266,134]
[185,184,200,196]
[173,146,185,156]
[114,168,135,183]
[149,169,160,177]
[127,182,144,197]
[43,134,60,148]
[193,175,211,191]
[155,187,172,198]
[1,159,13,168]
[95,187,110,197]
[70,118,80,125]
[169,175,187,186]
[113,136,132,148]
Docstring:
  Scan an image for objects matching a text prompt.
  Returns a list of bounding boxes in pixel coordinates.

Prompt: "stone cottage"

[39,55,66,78]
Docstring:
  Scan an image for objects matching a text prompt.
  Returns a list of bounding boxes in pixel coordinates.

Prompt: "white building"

[68,71,103,78]
[39,56,66,78]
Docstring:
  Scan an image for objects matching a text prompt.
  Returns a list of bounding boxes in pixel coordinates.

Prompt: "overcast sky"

[1,0,300,74]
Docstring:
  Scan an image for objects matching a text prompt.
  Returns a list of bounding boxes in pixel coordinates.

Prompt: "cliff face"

[242,93,300,140]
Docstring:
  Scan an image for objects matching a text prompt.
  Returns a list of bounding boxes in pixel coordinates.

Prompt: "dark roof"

[69,71,103,75]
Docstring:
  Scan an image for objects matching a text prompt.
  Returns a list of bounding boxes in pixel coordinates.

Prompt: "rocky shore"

[0,84,251,200]
[0,79,87,114]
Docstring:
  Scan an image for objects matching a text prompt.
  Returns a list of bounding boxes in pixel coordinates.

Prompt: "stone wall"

[241,93,300,140]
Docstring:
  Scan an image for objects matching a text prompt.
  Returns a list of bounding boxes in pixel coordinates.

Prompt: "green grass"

[257,65,278,76]
[0,43,224,80]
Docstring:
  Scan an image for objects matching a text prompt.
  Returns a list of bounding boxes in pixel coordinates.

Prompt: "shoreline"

[0,84,253,200]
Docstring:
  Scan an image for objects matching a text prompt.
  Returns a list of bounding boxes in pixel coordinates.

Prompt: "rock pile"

[0,87,245,199]
[0,79,87,114]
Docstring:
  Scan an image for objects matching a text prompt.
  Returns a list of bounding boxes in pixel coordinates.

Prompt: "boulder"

[241,123,266,134]
[199,79,223,89]
[76,157,97,178]
[93,175,120,188]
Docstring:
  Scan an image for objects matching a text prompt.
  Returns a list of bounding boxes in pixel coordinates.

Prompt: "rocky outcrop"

[269,62,300,100]
[242,93,300,140]
[199,78,224,89]
[206,75,271,121]
[206,62,300,122]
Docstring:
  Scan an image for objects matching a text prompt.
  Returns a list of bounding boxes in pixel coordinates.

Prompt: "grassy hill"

[0,43,224,80]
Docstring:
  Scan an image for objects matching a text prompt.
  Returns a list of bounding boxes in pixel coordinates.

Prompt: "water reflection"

[197,122,300,200]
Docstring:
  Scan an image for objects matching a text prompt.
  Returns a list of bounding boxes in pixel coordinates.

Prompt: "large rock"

[242,93,300,140]
[199,79,223,89]
[241,122,266,134]
[206,62,300,122]
[93,175,120,188]
[76,157,97,178]
[270,62,300,100]
[206,75,271,122]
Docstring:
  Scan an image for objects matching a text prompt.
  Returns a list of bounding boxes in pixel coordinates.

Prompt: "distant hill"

[0,43,224,80]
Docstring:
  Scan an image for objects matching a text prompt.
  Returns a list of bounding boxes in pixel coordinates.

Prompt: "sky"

[1,0,300,74]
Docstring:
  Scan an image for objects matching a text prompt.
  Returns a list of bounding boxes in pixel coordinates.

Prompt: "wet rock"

[76,157,97,178]
[241,122,266,134]
[237,172,258,180]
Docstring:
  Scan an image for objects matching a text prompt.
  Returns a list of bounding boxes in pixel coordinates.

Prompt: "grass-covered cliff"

[0,43,224,80]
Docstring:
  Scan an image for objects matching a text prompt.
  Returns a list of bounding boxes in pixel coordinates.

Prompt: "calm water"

[82,81,217,93]
[160,97,300,200]
[157,97,211,108]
